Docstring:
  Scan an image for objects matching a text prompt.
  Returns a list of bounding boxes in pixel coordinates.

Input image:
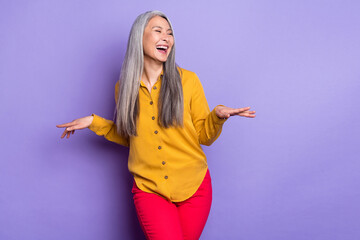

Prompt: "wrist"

[215,105,226,119]
[87,115,95,128]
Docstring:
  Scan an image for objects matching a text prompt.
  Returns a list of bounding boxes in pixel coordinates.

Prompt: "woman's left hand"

[215,105,256,119]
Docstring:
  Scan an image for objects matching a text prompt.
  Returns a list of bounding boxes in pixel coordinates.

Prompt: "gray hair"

[115,10,183,138]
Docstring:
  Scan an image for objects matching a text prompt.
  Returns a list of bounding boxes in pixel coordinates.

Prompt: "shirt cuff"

[88,113,110,133]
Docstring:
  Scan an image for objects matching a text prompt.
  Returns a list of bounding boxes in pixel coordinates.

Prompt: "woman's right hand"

[56,115,94,139]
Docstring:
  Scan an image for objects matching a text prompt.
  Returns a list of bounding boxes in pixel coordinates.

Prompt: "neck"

[142,56,163,88]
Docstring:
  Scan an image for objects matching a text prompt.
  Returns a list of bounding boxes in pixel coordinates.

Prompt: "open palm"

[56,116,94,139]
[215,106,256,119]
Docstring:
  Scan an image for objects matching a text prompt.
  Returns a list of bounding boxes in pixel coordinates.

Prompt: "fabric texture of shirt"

[88,68,227,202]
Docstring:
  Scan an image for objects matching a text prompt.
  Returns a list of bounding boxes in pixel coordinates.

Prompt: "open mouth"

[156,45,168,54]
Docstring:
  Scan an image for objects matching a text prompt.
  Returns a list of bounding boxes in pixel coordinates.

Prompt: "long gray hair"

[115,10,183,138]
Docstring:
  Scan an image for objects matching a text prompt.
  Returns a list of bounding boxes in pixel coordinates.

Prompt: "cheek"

[169,40,175,51]
[143,33,156,53]
[169,37,174,46]
[143,42,155,56]
[143,42,152,54]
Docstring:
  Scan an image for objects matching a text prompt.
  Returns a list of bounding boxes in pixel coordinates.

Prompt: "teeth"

[157,45,168,50]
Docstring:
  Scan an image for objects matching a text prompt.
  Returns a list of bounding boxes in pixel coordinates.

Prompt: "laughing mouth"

[156,45,168,54]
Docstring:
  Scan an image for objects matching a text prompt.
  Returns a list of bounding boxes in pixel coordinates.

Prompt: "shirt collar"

[140,69,164,87]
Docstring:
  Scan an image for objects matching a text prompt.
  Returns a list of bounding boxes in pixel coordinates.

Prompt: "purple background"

[1,0,359,239]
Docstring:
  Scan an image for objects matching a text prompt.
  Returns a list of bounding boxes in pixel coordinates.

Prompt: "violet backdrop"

[1,0,359,239]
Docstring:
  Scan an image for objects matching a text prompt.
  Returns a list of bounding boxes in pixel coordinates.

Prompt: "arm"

[189,73,256,146]
[190,73,227,146]
[88,114,129,147]
[56,82,129,147]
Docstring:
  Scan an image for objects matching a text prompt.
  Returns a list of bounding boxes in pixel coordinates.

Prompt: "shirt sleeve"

[190,73,227,146]
[88,81,129,147]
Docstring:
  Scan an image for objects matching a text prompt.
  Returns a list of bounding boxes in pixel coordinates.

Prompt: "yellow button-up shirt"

[88,68,226,202]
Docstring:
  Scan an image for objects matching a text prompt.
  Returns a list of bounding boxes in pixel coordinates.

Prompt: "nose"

[161,33,170,42]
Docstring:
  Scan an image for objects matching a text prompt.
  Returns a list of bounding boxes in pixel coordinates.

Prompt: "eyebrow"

[152,26,172,31]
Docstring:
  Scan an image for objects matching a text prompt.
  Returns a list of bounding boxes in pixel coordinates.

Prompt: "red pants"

[132,169,212,240]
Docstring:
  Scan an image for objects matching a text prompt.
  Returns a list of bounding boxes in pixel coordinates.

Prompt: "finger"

[66,126,82,131]
[66,125,79,131]
[228,107,251,115]
[60,129,68,139]
[241,111,256,115]
[66,131,71,139]
[236,110,255,115]
[225,109,242,116]
[72,130,75,135]
[237,107,251,112]
[239,112,256,118]
[56,122,75,128]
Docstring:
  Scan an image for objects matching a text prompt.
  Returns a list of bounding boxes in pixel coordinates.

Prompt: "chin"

[154,52,170,63]
[156,57,168,63]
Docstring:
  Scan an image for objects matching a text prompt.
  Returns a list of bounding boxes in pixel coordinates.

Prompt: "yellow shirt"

[88,68,227,202]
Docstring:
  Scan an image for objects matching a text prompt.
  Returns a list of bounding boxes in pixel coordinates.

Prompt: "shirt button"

[150,101,153,105]
[153,86,157,90]
[152,116,155,120]
[158,146,162,150]
[164,175,168,179]
[154,130,158,134]
[162,161,166,165]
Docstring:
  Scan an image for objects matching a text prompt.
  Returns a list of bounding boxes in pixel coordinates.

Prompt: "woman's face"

[143,16,174,63]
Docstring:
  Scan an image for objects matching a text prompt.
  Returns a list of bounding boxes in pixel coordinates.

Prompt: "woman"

[57,10,255,240]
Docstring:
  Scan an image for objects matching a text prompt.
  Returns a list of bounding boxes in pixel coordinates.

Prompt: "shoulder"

[178,67,201,88]
[178,67,198,80]
[178,68,205,99]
